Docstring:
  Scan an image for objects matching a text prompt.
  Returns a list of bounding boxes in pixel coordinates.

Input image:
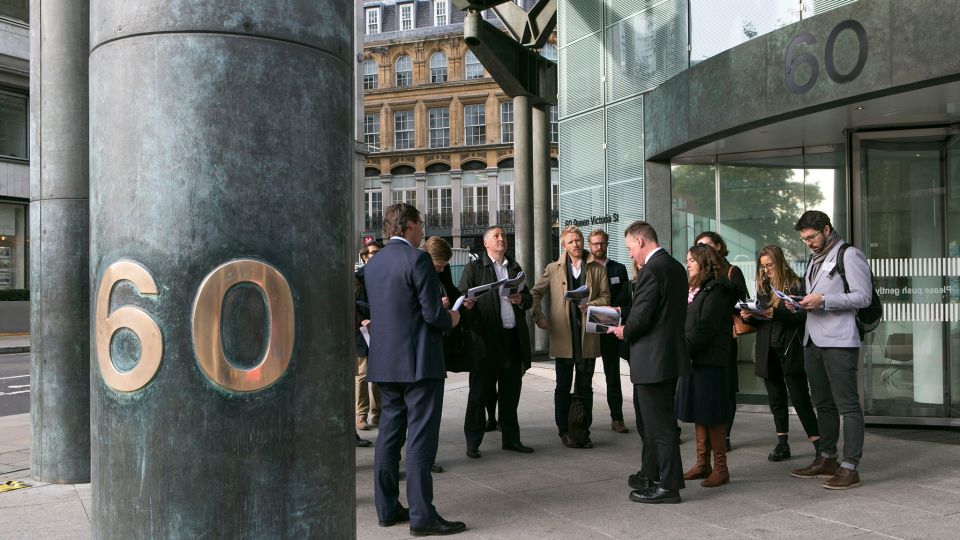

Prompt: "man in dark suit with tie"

[588,229,631,434]
[365,203,466,536]
[609,221,690,504]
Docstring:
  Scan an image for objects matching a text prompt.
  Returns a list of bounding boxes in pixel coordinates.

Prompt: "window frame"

[428,107,450,149]
[399,2,414,31]
[395,55,413,87]
[500,101,514,144]
[365,7,380,35]
[394,110,415,150]
[429,52,448,84]
[463,103,486,146]
[465,50,484,80]
[363,60,379,90]
[363,113,381,152]
[434,0,449,27]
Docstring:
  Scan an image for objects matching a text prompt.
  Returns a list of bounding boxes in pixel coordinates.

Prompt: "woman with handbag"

[741,245,820,462]
[676,245,734,487]
[695,232,747,451]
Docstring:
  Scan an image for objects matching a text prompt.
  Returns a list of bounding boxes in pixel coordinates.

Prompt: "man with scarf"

[790,210,871,490]
[532,226,611,448]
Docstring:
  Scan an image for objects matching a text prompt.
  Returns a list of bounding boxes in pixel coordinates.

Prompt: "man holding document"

[532,225,611,448]
[459,226,534,457]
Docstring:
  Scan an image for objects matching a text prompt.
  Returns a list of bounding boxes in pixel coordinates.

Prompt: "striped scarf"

[688,287,700,304]
[808,229,841,284]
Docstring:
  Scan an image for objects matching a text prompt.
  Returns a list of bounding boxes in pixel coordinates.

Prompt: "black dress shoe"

[768,440,791,462]
[410,515,467,536]
[627,472,657,490]
[355,433,373,448]
[466,447,481,459]
[485,419,498,432]
[431,463,444,473]
[378,507,409,527]
[629,486,681,504]
[502,442,534,453]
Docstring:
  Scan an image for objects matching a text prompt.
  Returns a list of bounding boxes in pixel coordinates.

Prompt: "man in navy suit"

[364,203,466,536]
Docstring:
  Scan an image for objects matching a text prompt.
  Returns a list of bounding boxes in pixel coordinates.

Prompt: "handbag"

[729,265,755,337]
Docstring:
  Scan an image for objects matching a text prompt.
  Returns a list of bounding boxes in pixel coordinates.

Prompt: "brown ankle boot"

[702,424,729,487]
[683,424,712,480]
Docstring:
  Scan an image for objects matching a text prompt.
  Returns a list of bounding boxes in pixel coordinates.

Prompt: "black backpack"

[833,243,883,339]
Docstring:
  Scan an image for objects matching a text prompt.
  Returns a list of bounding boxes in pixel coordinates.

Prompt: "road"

[0,352,29,416]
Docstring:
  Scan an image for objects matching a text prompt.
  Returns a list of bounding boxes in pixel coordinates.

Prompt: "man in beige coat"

[532,226,611,448]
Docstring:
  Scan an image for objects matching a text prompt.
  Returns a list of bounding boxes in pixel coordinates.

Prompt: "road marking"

[8,385,29,389]
[0,390,29,395]
[0,375,28,380]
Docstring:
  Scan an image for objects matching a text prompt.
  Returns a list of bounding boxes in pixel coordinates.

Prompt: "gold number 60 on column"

[95,258,294,393]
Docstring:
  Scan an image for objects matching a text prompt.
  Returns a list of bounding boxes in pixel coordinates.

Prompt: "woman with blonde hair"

[676,244,734,487]
[741,245,820,462]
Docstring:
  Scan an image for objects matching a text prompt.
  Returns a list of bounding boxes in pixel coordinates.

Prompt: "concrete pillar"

[89,2,355,537]
[29,0,91,484]
[513,95,534,285]
[532,104,552,352]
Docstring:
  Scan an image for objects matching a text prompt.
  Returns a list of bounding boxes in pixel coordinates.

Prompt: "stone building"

[359,0,559,254]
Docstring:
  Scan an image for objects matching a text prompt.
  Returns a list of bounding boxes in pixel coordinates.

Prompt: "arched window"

[429,52,447,83]
[363,60,378,90]
[540,43,557,62]
[465,50,483,80]
[395,55,412,87]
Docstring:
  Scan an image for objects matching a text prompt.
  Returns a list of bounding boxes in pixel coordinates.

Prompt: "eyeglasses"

[800,229,824,243]
[760,263,775,270]
[589,241,607,247]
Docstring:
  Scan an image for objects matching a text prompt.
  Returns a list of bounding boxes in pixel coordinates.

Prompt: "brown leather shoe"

[822,467,861,490]
[611,420,629,433]
[790,456,839,479]
[356,419,370,431]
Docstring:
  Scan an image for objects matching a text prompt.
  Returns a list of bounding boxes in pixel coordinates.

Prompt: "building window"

[394,110,414,150]
[427,188,452,227]
[434,0,448,26]
[363,60,378,90]
[395,55,412,87]
[465,50,484,80]
[464,104,486,146]
[399,3,414,31]
[462,184,489,227]
[428,107,450,149]
[364,189,382,231]
[550,105,558,144]
[364,113,380,152]
[500,101,514,144]
[498,183,513,225]
[540,43,558,62]
[552,182,559,210]
[365,7,380,35]
[0,91,28,160]
[392,189,417,208]
[429,52,448,84]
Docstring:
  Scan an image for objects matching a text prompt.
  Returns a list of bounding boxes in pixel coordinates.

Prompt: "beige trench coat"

[530,255,610,359]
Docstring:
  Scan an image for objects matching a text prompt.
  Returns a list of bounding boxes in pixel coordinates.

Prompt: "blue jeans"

[804,345,864,466]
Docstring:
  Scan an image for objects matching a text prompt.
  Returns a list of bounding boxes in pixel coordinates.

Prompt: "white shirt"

[491,256,517,329]
[644,246,664,265]
[390,236,412,246]
[569,258,583,279]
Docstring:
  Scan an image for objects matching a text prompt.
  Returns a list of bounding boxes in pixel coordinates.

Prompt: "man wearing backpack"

[791,210,872,490]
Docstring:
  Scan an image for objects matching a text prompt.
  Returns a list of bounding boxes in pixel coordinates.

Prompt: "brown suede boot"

[682,424,712,481]
[702,424,729,487]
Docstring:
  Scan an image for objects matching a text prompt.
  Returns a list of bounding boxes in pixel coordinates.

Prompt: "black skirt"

[676,365,733,426]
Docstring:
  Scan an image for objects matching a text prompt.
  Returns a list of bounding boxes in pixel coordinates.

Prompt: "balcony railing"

[425,212,453,229]
[460,210,489,229]
[497,210,514,226]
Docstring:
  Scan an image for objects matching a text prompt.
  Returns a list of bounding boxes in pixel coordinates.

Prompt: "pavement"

[2,359,960,539]
[0,334,28,354]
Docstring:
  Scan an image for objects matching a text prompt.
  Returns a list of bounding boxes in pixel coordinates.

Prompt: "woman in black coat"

[741,245,820,462]
[676,245,733,488]
[695,231,747,451]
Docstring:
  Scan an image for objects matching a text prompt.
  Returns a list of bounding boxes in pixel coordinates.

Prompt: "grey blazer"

[803,241,872,348]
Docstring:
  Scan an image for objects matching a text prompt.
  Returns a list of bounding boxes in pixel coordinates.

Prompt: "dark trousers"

[634,378,685,491]
[554,357,596,435]
[763,346,819,437]
[484,378,498,422]
[464,358,523,448]
[804,344,864,466]
[600,336,624,422]
[374,379,444,527]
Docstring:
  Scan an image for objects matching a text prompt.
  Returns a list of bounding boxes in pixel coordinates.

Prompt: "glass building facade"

[557,0,960,424]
